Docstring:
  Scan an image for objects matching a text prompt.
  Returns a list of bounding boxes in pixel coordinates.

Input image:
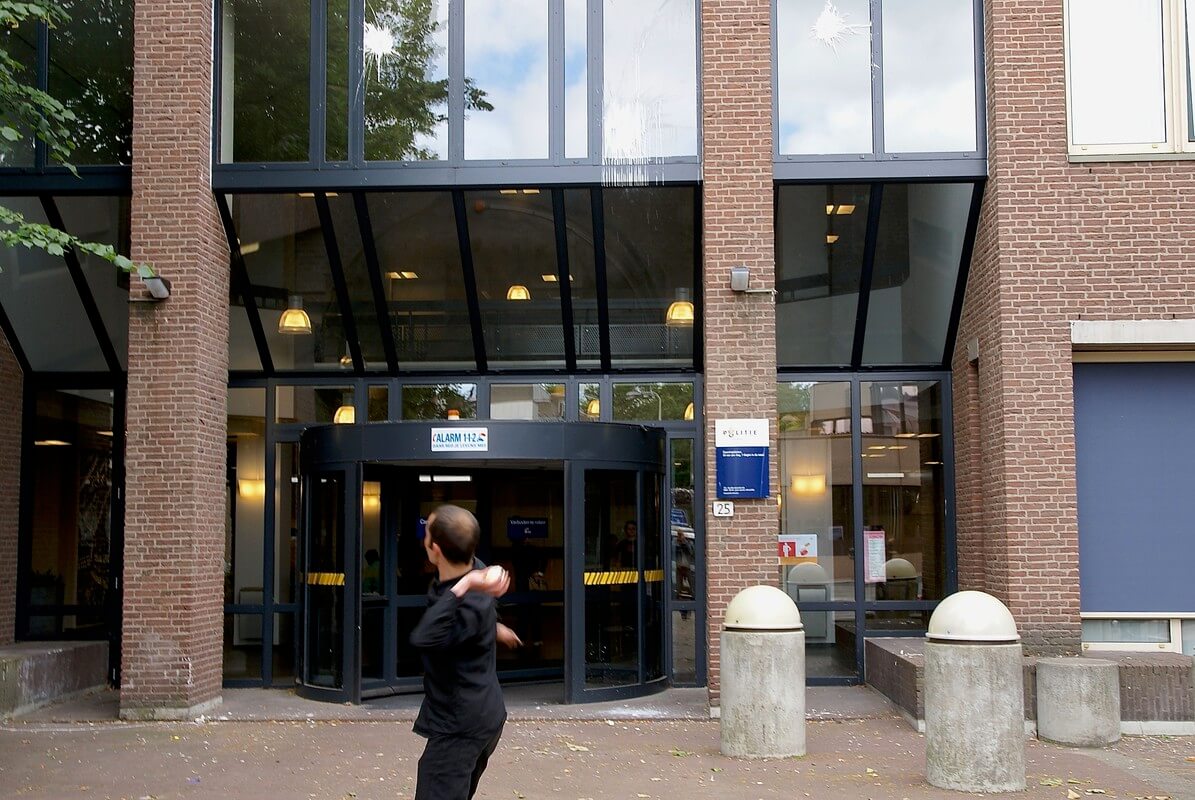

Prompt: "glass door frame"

[776,370,958,685]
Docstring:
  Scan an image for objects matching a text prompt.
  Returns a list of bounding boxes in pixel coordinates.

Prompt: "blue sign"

[670,507,689,527]
[507,517,549,541]
[715,419,770,499]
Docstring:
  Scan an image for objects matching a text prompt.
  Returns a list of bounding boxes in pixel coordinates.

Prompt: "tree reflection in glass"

[361,0,492,161]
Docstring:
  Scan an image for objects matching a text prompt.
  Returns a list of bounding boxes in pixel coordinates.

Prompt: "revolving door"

[296,421,668,704]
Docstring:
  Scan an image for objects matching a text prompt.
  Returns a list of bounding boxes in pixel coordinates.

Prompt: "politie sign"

[714,418,769,499]
[431,427,489,452]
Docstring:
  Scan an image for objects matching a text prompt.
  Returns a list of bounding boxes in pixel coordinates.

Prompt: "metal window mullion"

[314,193,364,371]
[449,0,465,163]
[590,187,611,370]
[34,20,48,169]
[353,192,399,373]
[40,196,121,373]
[940,372,959,596]
[261,388,278,685]
[871,0,885,159]
[588,0,602,162]
[850,184,884,369]
[941,181,985,368]
[451,189,487,371]
[552,189,578,370]
[349,0,366,166]
[310,0,326,164]
[217,194,275,374]
[972,0,988,158]
[550,0,565,162]
[850,377,866,679]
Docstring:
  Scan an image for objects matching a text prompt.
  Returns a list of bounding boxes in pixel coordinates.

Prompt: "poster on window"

[864,530,887,583]
[778,533,817,566]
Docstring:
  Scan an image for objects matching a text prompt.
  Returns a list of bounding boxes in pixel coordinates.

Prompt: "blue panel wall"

[1074,362,1195,613]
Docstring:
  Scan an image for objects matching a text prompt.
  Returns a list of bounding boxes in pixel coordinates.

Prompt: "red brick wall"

[121,0,230,716]
[0,333,22,646]
[953,0,1195,649]
[701,0,776,703]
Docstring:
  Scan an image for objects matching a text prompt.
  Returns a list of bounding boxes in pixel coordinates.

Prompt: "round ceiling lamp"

[278,295,312,335]
[665,289,694,326]
[506,284,531,301]
[683,402,694,421]
[585,399,600,417]
[333,404,355,424]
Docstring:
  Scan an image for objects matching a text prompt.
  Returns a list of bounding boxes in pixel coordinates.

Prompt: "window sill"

[1068,151,1195,163]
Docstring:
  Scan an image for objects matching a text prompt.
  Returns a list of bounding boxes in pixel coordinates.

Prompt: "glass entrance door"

[569,466,666,702]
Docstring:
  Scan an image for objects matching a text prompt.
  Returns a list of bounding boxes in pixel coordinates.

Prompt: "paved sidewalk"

[2,698,1192,799]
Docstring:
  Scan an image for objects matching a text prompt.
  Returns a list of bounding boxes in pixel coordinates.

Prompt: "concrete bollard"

[924,591,1026,793]
[1036,657,1120,746]
[719,585,805,758]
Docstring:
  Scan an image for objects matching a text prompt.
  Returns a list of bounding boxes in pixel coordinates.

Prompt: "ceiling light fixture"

[585,399,600,417]
[278,295,312,335]
[506,284,531,301]
[826,234,839,244]
[665,288,695,326]
[683,402,694,421]
[34,439,71,446]
[333,404,355,424]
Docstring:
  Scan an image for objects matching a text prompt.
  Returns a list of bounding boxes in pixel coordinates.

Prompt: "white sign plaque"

[430,427,489,452]
[712,500,735,518]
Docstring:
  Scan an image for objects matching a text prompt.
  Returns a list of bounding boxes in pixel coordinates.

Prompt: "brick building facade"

[0,0,1192,718]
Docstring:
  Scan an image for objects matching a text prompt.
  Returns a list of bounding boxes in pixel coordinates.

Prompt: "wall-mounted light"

[333,404,355,424]
[238,479,266,499]
[683,402,694,421]
[729,267,776,296]
[665,288,695,325]
[506,284,531,301]
[790,474,826,495]
[278,295,312,335]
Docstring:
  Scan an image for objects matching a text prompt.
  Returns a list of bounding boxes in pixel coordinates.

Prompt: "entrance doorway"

[296,420,668,704]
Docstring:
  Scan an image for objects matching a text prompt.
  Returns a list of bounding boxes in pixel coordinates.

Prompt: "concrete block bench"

[1036,657,1120,746]
[0,641,108,717]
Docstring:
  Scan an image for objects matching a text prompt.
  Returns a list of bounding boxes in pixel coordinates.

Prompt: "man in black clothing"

[410,504,519,800]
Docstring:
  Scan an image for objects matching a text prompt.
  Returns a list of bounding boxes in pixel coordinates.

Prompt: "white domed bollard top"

[924,591,1025,793]
[724,585,803,631]
[926,590,1019,643]
[788,562,830,585]
[719,585,805,758]
[884,557,918,580]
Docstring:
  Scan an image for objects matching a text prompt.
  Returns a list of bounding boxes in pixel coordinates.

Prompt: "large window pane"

[367,192,475,369]
[612,382,693,421]
[276,386,355,424]
[862,183,972,366]
[49,0,133,165]
[327,0,350,161]
[220,0,310,162]
[231,194,349,371]
[565,0,588,158]
[775,184,870,367]
[776,0,872,155]
[490,384,566,420]
[882,0,977,153]
[229,302,263,371]
[464,0,548,160]
[364,0,449,160]
[669,439,696,602]
[563,190,601,368]
[327,194,387,368]
[54,196,131,370]
[0,22,36,167]
[227,388,267,609]
[603,187,696,367]
[402,384,477,420]
[25,390,114,639]
[1067,0,1167,146]
[778,382,855,602]
[860,380,946,602]
[465,189,565,366]
[1186,0,1195,142]
[602,0,698,162]
[0,198,106,371]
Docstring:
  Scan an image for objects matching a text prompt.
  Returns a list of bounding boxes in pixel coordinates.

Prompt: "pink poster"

[864,530,887,583]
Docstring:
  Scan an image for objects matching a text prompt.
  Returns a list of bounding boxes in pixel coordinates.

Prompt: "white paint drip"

[364,19,399,81]
[810,1,869,52]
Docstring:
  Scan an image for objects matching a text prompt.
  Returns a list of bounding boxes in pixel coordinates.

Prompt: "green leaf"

[0,125,19,142]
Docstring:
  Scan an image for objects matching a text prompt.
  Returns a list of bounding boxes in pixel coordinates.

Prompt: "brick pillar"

[121,0,230,719]
[0,334,22,645]
[701,0,776,704]
[952,0,1080,651]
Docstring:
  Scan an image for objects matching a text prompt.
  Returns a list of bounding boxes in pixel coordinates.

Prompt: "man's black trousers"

[414,724,504,800]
